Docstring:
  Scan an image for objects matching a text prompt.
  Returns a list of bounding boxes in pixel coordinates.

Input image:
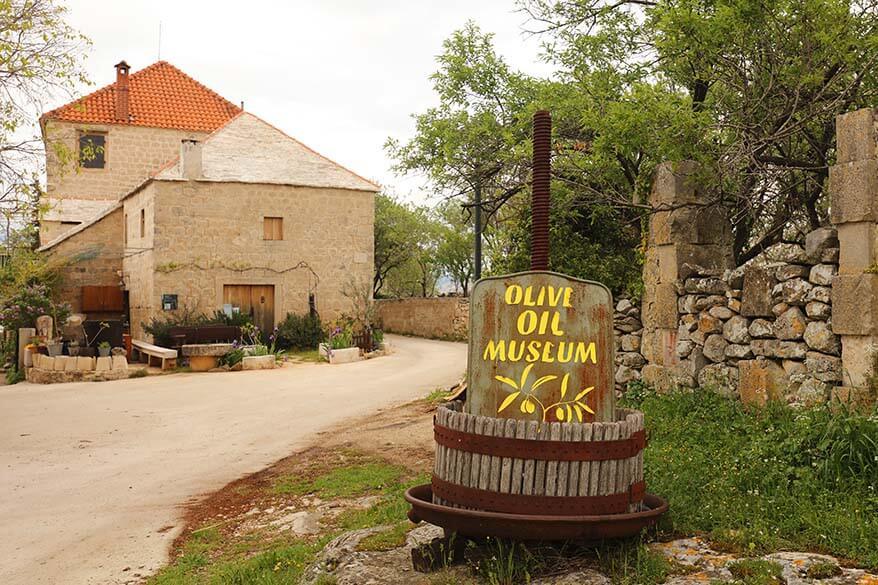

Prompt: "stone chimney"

[181,139,202,180]
[114,60,130,121]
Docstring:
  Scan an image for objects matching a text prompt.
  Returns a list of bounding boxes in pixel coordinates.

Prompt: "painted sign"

[465,271,615,422]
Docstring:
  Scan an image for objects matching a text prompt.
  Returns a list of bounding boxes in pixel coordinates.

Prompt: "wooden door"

[223,285,275,338]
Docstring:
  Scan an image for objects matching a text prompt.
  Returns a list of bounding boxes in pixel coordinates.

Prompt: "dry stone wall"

[375,298,469,341]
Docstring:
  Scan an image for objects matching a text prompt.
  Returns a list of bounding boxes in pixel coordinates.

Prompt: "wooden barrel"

[432,401,645,515]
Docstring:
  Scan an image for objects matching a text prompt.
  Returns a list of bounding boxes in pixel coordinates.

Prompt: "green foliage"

[727,559,784,585]
[5,366,24,385]
[128,368,148,379]
[805,561,842,579]
[273,462,406,499]
[596,540,677,585]
[142,308,251,347]
[208,310,252,327]
[355,521,411,552]
[624,389,878,567]
[433,200,474,295]
[0,283,70,333]
[471,538,544,585]
[276,312,324,350]
[328,323,353,350]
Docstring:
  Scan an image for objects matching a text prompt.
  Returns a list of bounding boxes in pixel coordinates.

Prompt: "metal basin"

[405,484,668,541]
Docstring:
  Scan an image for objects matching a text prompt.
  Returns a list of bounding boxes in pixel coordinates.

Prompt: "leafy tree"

[0,0,90,241]
[434,200,474,295]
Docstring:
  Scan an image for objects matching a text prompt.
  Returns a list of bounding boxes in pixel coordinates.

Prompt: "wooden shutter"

[264,217,283,240]
[81,286,124,312]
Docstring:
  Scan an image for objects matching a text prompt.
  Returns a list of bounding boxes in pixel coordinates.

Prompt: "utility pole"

[473,181,482,281]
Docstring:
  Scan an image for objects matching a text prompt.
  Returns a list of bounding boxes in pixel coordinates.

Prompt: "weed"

[470,538,544,585]
[426,388,453,403]
[128,368,148,378]
[806,561,842,579]
[596,539,674,585]
[5,367,24,384]
[273,462,406,498]
[727,559,784,585]
[356,521,411,551]
[313,574,338,585]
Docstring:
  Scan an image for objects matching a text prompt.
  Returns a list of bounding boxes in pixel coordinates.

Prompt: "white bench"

[132,340,178,370]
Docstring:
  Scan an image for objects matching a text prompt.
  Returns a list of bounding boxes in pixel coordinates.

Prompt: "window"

[140,209,145,239]
[79,133,106,168]
[264,216,283,240]
[60,221,81,226]
[123,213,128,244]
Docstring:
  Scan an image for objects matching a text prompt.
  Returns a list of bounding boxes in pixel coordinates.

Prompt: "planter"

[98,347,111,357]
[319,344,360,365]
[47,342,64,357]
[79,347,96,357]
[68,346,80,357]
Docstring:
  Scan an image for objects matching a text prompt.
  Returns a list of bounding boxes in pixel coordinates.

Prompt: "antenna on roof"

[157,21,162,60]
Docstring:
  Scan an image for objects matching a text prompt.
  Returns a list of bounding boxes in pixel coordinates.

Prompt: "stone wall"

[375,298,469,341]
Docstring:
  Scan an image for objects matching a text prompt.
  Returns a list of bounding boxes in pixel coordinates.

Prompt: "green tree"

[434,201,474,295]
[0,0,90,243]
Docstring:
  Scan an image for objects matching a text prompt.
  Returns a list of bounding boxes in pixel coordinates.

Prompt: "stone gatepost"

[641,161,734,390]
[829,107,878,402]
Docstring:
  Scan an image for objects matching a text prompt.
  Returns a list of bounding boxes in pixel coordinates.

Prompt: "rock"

[532,570,612,585]
[615,316,642,332]
[76,356,94,371]
[676,340,695,358]
[751,339,808,359]
[724,266,745,289]
[795,377,831,405]
[725,344,753,359]
[722,315,751,344]
[773,307,807,340]
[694,295,727,311]
[738,359,787,405]
[620,334,641,352]
[805,351,842,380]
[767,243,807,264]
[685,277,728,294]
[804,227,839,263]
[783,359,807,376]
[804,285,831,303]
[111,355,128,371]
[772,278,812,305]
[697,363,739,397]
[728,298,742,313]
[803,321,841,355]
[776,264,809,281]
[677,323,691,342]
[680,314,698,331]
[689,328,707,345]
[619,352,646,368]
[615,365,640,384]
[95,356,111,372]
[809,263,837,286]
[748,318,774,338]
[702,334,728,362]
[805,301,831,320]
[52,356,69,371]
[820,247,839,263]
[771,302,790,316]
[741,266,775,317]
[708,306,735,320]
[678,295,698,314]
[615,299,633,313]
[697,313,723,334]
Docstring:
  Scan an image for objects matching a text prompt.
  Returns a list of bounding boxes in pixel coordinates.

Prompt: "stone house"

[39,61,378,340]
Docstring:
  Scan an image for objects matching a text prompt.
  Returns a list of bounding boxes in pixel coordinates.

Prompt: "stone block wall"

[375,298,469,341]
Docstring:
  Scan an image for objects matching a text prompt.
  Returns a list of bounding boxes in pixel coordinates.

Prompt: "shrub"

[208,310,252,327]
[219,348,245,367]
[277,313,324,350]
[143,307,252,347]
[0,283,70,332]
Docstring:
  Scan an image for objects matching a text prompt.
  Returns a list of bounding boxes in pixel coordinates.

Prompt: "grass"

[806,560,842,579]
[727,559,784,585]
[426,387,454,403]
[128,368,149,378]
[595,540,681,585]
[273,461,407,498]
[356,521,412,551]
[287,348,323,363]
[623,386,878,569]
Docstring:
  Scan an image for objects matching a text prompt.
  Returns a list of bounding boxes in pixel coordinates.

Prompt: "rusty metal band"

[434,422,646,462]
[432,475,646,516]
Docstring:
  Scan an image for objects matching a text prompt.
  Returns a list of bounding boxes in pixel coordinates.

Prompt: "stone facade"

[41,120,207,245]
[43,206,124,314]
[376,297,469,341]
[124,180,374,340]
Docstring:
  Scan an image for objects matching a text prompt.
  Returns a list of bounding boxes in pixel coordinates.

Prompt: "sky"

[52,0,553,205]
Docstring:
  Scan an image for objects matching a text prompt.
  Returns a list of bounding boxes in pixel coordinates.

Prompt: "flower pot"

[68,346,80,357]
[80,347,96,357]
[98,347,111,357]
[47,342,64,357]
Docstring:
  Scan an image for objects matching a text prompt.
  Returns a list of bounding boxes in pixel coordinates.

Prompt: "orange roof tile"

[42,61,241,133]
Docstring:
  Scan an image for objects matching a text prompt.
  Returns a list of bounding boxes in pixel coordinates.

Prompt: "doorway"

[223,285,275,337]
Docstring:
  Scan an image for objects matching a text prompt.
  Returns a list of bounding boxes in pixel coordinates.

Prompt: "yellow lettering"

[483,339,506,361]
[507,340,524,361]
[517,310,538,335]
[550,311,565,336]
[526,340,541,362]
[557,341,574,363]
[523,286,536,306]
[548,286,563,307]
[562,287,574,308]
[541,341,555,363]
[575,341,597,364]
[505,285,522,305]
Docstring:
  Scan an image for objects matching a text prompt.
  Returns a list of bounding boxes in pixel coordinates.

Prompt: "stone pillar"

[829,107,878,403]
[17,327,36,370]
[641,161,734,390]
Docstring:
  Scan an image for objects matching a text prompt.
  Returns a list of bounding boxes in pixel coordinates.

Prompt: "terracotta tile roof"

[42,61,241,133]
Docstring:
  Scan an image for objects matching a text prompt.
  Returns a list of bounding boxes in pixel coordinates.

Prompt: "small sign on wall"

[162,294,178,311]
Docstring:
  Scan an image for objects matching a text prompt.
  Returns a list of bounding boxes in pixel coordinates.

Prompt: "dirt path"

[0,335,465,585]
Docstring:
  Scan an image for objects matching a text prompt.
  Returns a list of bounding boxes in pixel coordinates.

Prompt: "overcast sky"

[53,0,552,204]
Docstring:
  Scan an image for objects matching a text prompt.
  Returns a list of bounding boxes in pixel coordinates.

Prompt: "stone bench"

[181,343,233,372]
[132,340,178,370]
